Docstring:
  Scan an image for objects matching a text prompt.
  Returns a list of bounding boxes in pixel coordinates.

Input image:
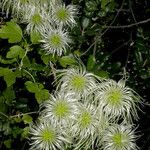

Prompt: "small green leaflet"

[2,86,16,105]
[0,22,22,43]
[25,81,49,104]
[22,115,33,124]
[59,55,77,68]
[87,55,96,71]
[25,81,39,93]
[0,68,16,87]
[30,30,41,44]
[6,45,25,59]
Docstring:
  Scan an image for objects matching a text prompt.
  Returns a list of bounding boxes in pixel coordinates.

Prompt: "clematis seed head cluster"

[1,0,141,149]
[29,65,140,150]
[1,0,77,56]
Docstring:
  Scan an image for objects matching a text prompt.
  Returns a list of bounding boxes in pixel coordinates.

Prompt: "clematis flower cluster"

[1,0,141,149]
[29,65,140,150]
[1,0,77,56]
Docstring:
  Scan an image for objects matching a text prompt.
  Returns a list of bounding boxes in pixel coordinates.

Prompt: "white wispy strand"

[22,5,49,33]
[29,120,70,150]
[102,124,138,150]
[70,103,99,150]
[56,65,98,98]
[1,0,12,17]
[11,0,30,17]
[51,3,77,27]
[40,92,79,127]
[40,26,71,56]
[96,109,110,136]
[95,79,140,122]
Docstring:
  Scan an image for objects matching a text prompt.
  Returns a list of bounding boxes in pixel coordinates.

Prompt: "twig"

[124,32,133,69]
[0,112,9,119]
[110,39,131,55]
[101,0,125,35]
[10,111,39,118]
[80,38,97,56]
[129,0,137,23]
[80,0,125,56]
[103,18,150,29]
[0,111,39,119]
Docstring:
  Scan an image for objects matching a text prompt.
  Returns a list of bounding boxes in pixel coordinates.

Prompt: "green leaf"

[41,55,51,65]
[35,89,49,104]
[0,56,17,64]
[59,56,76,68]
[12,126,23,138]
[4,72,16,87]
[22,56,31,68]
[25,81,49,103]
[86,1,98,11]
[0,68,16,87]
[30,30,41,44]
[41,54,58,65]
[101,0,108,9]
[14,117,22,123]
[38,83,44,89]
[94,70,109,79]
[4,139,12,149]
[25,81,39,93]
[87,55,96,70]
[3,86,16,105]
[6,45,25,59]
[0,96,7,114]
[0,22,22,43]
[22,127,30,138]
[22,115,33,124]
[0,68,10,76]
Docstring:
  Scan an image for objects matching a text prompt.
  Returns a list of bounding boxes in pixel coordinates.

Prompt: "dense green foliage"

[0,0,150,149]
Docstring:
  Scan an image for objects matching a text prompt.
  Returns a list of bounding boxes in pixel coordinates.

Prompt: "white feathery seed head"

[40,92,78,127]
[56,66,98,97]
[96,109,110,136]
[40,26,71,56]
[95,79,140,122]
[1,0,12,17]
[51,3,77,27]
[11,0,30,15]
[29,120,70,150]
[22,5,49,33]
[102,124,138,150]
[71,102,99,149]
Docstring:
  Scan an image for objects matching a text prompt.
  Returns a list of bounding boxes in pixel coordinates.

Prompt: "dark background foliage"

[0,0,150,149]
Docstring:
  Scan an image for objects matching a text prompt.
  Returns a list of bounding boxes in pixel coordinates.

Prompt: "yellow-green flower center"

[31,13,42,25]
[49,34,62,48]
[107,89,122,106]
[55,8,69,22]
[54,101,70,118]
[71,75,86,92]
[112,133,128,148]
[79,111,92,128]
[20,0,28,5]
[41,128,56,142]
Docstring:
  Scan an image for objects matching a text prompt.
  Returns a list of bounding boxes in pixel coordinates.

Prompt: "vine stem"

[0,111,39,119]
[23,69,36,83]
[10,111,39,118]
[0,112,9,119]
[19,45,29,70]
